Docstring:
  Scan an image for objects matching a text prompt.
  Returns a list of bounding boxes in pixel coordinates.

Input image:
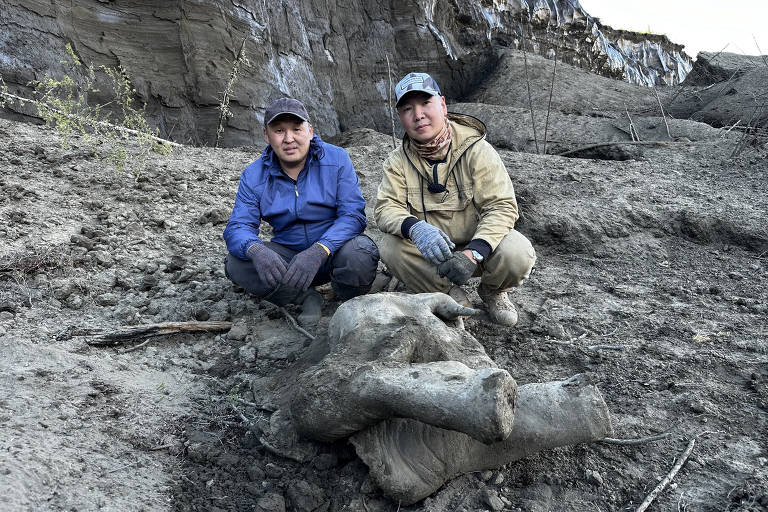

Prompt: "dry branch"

[653,87,673,139]
[279,307,316,341]
[81,321,232,345]
[519,20,539,154]
[635,437,697,512]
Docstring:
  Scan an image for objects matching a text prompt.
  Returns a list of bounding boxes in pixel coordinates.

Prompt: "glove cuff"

[246,242,265,259]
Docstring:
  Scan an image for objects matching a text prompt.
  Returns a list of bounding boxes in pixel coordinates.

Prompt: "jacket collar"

[402,113,487,178]
[261,134,325,176]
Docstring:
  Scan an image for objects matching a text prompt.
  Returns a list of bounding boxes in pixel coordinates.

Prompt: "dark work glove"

[282,243,329,291]
[247,243,287,288]
[409,220,455,265]
[437,251,477,285]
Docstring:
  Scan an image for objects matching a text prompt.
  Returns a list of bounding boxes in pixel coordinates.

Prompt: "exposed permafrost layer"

[480,0,692,87]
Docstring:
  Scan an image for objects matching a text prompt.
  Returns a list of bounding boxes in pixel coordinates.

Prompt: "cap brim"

[265,111,309,125]
[395,89,439,107]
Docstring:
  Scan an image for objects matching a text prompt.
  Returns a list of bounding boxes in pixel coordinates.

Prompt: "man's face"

[396,92,448,143]
[263,116,314,169]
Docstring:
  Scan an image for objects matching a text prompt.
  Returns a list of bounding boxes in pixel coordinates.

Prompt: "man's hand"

[282,243,329,291]
[437,251,477,285]
[247,243,288,288]
[409,220,455,265]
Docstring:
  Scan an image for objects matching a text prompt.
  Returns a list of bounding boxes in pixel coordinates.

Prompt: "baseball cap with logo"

[264,98,310,126]
[394,72,441,107]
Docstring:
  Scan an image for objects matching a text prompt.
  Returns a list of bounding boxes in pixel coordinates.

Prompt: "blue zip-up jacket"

[223,135,367,260]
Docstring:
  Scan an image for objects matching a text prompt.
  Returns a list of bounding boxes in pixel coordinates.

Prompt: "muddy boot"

[478,284,518,327]
[447,285,472,309]
[297,289,323,327]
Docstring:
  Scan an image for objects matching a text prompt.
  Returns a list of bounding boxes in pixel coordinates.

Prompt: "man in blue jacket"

[223,98,379,325]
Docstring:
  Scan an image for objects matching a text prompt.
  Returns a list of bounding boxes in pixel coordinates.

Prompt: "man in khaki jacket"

[374,72,536,326]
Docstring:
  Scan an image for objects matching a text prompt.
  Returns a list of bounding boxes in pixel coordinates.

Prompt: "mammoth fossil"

[287,292,612,504]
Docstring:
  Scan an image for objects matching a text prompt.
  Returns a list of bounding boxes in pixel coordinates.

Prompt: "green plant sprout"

[20,43,175,176]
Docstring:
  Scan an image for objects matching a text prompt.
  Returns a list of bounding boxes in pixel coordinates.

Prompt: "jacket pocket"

[406,184,473,214]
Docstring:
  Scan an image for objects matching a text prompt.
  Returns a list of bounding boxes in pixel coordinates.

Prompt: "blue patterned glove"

[408,220,455,265]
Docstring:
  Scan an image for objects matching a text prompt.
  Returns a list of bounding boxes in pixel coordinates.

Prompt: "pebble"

[247,464,266,482]
[690,400,706,413]
[227,322,249,341]
[95,293,119,306]
[256,493,286,512]
[286,480,326,512]
[479,470,493,481]
[585,469,604,486]
[491,472,505,486]
[480,488,504,511]
[264,462,284,478]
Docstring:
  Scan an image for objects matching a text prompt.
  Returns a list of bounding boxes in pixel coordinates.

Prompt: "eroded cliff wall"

[0,0,692,145]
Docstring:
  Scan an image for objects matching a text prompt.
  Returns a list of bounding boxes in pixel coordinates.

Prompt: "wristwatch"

[470,250,484,263]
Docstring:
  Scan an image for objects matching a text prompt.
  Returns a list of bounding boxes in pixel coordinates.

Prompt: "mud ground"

[1,61,767,511]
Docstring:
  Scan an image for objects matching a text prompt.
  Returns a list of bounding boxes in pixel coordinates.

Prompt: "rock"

[70,233,95,250]
[0,301,18,313]
[94,293,119,306]
[491,472,505,486]
[65,295,86,310]
[198,208,230,225]
[193,308,210,321]
[139,274,159,291]
[479,470,494,481]
[90,250,113,268]
[227,321,249,341]
[690,400,707,413]
[480,488,505,511]
[585,469,604,486]
[256,493,285,512]
[238,343,257,363]
[264,463,284,478]
[166,254,187,272]
[0,312,14,322]
[247,464,266,482]
[285,480,326,512]
[124,222,144,237]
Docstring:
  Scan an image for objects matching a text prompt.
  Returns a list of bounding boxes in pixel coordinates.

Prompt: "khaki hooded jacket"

[374,113,518,251]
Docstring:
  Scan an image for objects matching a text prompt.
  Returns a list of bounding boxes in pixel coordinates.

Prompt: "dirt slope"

[1,103,767,512]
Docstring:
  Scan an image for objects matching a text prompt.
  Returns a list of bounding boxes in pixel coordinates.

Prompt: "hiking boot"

[297,289,323,327]
[478,284,518,327]
[447,285,472,309]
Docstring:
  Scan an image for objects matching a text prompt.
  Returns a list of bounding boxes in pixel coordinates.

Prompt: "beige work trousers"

[379,229,536,293]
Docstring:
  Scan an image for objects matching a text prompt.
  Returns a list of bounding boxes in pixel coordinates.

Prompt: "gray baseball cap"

[264,98,310,126]
[394,72,441,107]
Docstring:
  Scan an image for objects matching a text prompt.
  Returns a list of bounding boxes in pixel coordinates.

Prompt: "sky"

[577,0,768,58]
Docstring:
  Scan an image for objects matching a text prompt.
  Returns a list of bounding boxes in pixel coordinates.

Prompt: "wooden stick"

[626,106,640,141]
[543,33,562,155]
[386,55,397,149]
[601,432,670,445]
[279,307,316,341]
[653,87,673,139]
[635,437,697,512]
[121,338,155,353]
[519,19,540,154]
[82,321,232,345]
